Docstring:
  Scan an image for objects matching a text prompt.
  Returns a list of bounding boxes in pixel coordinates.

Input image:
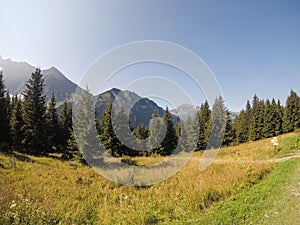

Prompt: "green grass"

[0,133,299,224]
[182,158,300,225]
[275,134,300,158]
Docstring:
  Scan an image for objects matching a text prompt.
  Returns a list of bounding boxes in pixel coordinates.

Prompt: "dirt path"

[268,153,300,162]
[213,153,300,164]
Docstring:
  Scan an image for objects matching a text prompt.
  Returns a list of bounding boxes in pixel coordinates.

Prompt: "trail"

[213,153,300,164]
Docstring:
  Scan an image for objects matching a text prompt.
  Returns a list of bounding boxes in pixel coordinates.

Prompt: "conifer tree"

[112,107,134,156]
[60,100,73,150]
[233,110,248,143]
[46,92,61,152]
[184,115,199,152]
[159,107,178,155]
[274,99,283,135]
[283,90,300,132]
[148,109,165,155]
[263,99,276,138]
[197,101,211,150]
[10,96,24,151]
[0,71,11,151]
[73,87,98,160]
[98,100,120,156]
[208,96,227,149]
[223,111,234,146]
[249,95,264,141]
[21,68,49,155]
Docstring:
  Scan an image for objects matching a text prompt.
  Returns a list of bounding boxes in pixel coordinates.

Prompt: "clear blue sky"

[0,0,299,111]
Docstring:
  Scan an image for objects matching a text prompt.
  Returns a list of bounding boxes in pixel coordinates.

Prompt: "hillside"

[1,133,298,224]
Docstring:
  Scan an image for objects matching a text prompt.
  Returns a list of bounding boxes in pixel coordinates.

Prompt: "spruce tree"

[263,99,276,138]
[233,110,248,143]
[112,107,135,156]
[22,68,49,155]
[60,100,73,150]
[283,90,300,133]
[197,101,211,150]
[98,100,120,156]
[208,96,227,149]
[274,99,283,135]
[73,87,98,160]
[159,107,178,155]
[223,111,234,146]
[10,96,24,151]
[184,115,199,152]
[46,92,61,152]
[148,109,165,155]
[249,95,264,141]
[0,71,11,151]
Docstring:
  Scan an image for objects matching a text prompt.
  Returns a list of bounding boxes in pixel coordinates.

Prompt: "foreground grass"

[184,158,300,225]
[0,134,297,224]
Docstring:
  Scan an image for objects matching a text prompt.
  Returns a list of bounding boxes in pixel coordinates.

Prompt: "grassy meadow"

[0,133,298,224]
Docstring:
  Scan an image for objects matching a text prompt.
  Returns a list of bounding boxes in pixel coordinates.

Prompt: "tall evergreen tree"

[10,96,24,151]
[283,90,300,133]
[274,99,283,135]
[148,109,165,155]
[21,68,49,155]
[197,101,211,150]
[73,87,98,160]
[60,100,73,150]
[46,92,61,152]
[98,100,120,156]
[249,95,264,141]
[159,107,178,155]
[233,110,248,143]
[184,115,199,152]
[208,96,227,149]
[263,99,276,138]
[223,111,234,146]
[0,71,11,151]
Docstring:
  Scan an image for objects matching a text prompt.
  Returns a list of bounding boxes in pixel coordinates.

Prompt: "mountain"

[0,55,80,102]
[171,104,239,121]
[170,104,200,121]
[96,88,180,128]
[0,55,179,127]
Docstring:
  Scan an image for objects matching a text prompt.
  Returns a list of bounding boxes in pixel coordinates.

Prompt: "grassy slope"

[183,158,300,225]
[0,133,297,224]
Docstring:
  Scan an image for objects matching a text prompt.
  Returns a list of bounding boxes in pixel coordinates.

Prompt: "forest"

[0,68,299,161]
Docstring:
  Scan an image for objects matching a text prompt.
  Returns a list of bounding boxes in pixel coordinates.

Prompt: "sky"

[0,0,300,111]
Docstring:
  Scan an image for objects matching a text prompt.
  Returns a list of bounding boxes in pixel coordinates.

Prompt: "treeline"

[0,69,80,160]
[1,68,300,159]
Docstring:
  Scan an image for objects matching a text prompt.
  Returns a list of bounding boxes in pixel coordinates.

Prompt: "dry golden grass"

[0,134,287,224]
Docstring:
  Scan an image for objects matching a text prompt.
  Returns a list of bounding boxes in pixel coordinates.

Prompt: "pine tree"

[112,107,135,156]
[148,109,165,155]
[283,90,300,133]
[21,68,49,155]
[207,96,227,149]
[46,92,61,152]
[159,107,178,155]
[223,111,234,146]
[73,87,99,160]
[133,125,150,140]
[197,101,211,150]
[263,99,276,138]
[274,99,283,135]
[10,96,24,151]
[60,100,73,150]
[249,95,264,141]
[0,71,11,151]
[233,110,248,143]
[132,124,150,155]
[98,100,120,156]
[184,115,199,152]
